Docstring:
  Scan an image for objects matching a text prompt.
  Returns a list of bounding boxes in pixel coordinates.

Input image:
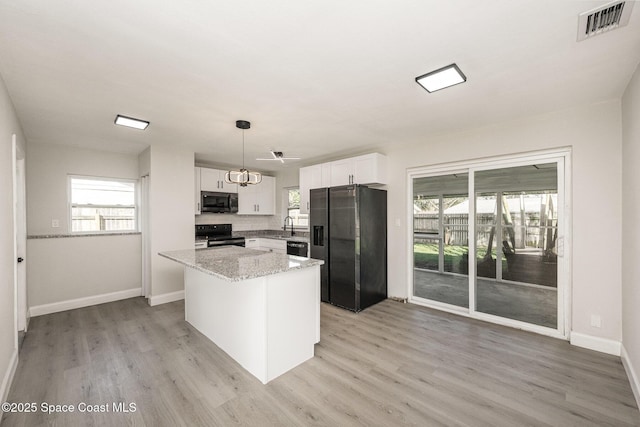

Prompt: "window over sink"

[286,188,308,228]
[69,176,137,233]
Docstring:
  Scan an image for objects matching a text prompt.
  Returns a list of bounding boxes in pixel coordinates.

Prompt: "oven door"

[207,238,246,248]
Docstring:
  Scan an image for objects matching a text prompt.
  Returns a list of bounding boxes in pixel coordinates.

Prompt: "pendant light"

[225,120,262,187]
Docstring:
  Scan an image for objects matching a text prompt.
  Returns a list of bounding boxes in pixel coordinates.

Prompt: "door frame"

[407,148,572,340]
[12,134,28,337]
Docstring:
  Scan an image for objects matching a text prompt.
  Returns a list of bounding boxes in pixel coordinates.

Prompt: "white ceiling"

[0,1,639,172]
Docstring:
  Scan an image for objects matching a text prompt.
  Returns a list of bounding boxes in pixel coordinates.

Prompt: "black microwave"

[201,191,238,213]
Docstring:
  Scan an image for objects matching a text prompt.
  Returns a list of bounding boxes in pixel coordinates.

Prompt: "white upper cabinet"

[321,163,332,187]
[330,153,387,186]
[200,167,238,193]
[299,165,323,214]
[353,153,387,185]
[299,163,334,214]
[329,158,354,186]
[237,175,275,215]
[298,153,386,214]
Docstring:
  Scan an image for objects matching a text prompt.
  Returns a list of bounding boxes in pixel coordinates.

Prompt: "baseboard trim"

[29,287,142,317]
[621,345,640,410]
[148,290,184,306]
[570,331,621,356]
[0,348,18,421]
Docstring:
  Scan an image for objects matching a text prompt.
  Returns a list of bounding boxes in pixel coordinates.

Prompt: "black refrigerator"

[310,185,387,312]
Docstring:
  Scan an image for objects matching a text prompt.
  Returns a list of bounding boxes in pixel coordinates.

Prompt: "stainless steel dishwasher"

[286,241,309,257]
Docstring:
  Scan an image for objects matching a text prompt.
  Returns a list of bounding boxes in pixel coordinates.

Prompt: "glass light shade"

[225,169,262,187]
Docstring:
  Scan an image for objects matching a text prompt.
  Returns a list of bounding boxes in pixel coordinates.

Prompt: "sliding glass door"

[413,173,469,308]
[410,152,568,337]
[474,164,558,328]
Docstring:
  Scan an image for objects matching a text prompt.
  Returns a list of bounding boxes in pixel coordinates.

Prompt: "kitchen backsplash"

[195,213,282,231]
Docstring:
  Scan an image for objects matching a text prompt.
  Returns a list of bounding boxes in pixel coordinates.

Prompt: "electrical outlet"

[590,314,601,328]
[51,219,60,228]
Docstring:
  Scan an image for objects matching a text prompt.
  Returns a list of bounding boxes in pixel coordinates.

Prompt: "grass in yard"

[413,243,505,274]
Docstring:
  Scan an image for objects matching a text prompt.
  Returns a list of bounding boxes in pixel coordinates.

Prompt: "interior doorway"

[409,150,570,338]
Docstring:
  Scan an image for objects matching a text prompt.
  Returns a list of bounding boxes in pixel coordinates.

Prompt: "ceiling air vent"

[578,1,634,41]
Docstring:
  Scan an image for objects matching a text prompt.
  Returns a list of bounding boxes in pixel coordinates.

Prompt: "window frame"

[68,175,139,234]
[283,187,309,229]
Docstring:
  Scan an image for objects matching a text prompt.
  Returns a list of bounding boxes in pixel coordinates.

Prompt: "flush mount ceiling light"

[114,114,150,130]
[225,120,262,187]
[256,151,301,164]
[415,63,467,93]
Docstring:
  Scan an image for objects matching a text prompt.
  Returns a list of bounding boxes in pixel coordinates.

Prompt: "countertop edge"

[28,232,142,239]
[159,249,323,282]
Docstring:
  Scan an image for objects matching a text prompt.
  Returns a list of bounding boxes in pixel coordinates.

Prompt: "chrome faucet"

[284,216,296,236]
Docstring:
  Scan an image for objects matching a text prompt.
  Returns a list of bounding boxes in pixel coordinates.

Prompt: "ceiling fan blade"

[256,151,301,162]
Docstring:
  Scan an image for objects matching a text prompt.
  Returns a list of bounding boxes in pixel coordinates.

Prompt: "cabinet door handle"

[257,204,260,212]
[307,201,309,210]
[197,202,200,211]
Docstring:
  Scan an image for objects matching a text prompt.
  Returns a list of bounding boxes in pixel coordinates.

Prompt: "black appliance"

[310,185,387,312]
[201,191,239,213]
[195,224,245,247]
[286,241,308,257]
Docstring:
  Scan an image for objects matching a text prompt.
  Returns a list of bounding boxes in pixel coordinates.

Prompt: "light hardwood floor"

[2,298,639,426]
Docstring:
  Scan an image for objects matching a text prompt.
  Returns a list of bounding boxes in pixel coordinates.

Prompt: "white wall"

[622,61,640,405]
[27,235,141,309]
[26,143,139,235]
[384,100,623,343]
[147,144,194,299]
[195,213,280,231]
[25,143,142,311]
[0,74,26,405]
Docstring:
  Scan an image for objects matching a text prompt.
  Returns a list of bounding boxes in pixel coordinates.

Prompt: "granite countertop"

[159,246,323,282]
[28,232,141,239]
[234,230,309,243]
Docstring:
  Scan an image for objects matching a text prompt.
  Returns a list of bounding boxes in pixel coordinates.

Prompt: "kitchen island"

[159,246,323,384]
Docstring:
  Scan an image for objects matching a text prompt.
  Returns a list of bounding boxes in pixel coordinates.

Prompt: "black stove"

[195,224,245,248]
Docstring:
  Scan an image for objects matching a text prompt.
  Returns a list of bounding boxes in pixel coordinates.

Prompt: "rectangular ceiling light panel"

[415,64,467,93]
[115,114,150,130]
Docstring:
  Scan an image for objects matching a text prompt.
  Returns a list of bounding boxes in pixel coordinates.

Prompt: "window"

[286,188,308,227]
[70,176,137,233]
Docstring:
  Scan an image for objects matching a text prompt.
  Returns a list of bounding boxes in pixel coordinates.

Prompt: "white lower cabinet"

[244,238,286,254]
[245,238,260,249]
